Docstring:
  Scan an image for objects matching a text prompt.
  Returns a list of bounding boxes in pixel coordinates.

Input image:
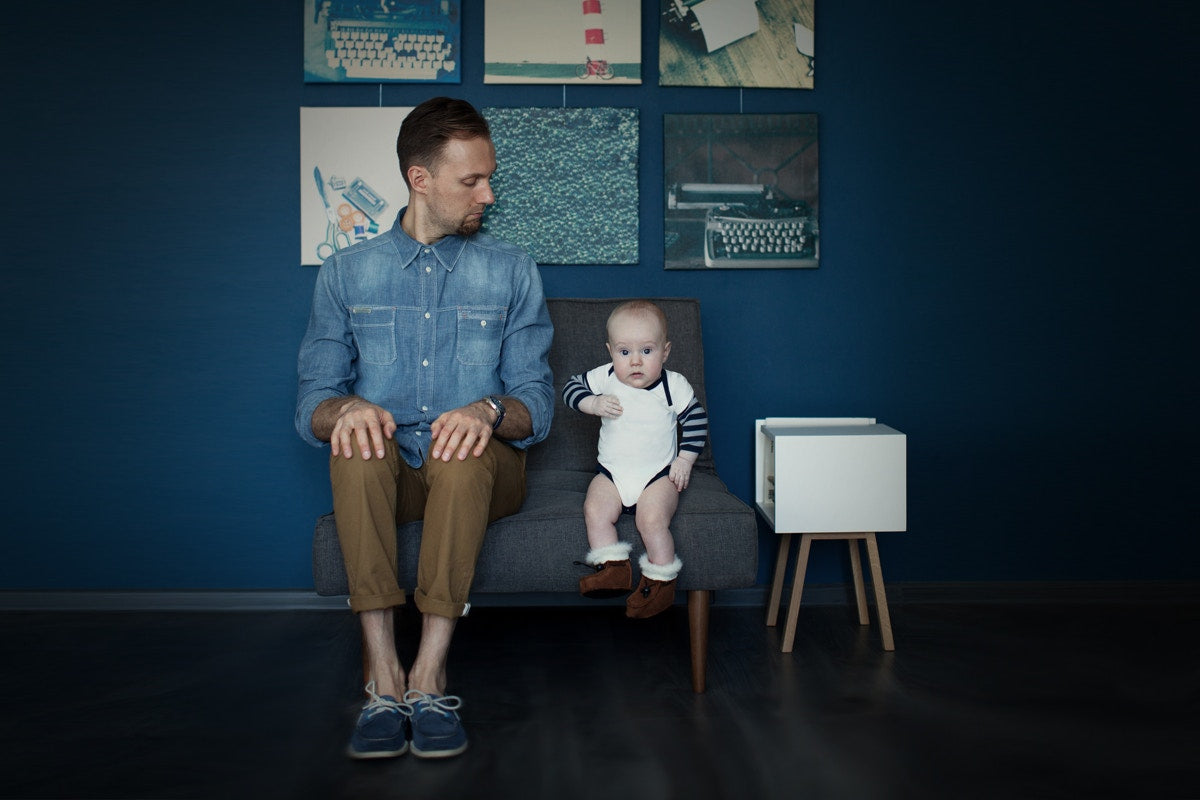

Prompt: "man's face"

[423,136,497,238]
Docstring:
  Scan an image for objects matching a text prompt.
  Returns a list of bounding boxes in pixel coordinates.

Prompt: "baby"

[562,300,708,618]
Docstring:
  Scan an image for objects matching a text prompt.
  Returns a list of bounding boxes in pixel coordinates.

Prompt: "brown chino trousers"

[329,435,527,618]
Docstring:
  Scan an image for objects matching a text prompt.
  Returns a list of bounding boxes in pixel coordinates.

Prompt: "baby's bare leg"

[634,478,680,565]
[583,474,624,550]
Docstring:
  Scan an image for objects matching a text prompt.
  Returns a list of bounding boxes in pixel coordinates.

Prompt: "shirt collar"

[387,207,468,273]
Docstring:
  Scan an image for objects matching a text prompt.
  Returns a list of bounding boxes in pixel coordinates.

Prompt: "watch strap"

[484,395,505,430]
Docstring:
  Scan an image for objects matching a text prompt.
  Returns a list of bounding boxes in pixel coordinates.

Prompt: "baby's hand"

[669,456,694,491]
[580,394,623,419]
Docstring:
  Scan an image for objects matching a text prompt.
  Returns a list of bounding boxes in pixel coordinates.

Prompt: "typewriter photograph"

[664,113,818,270]
[303,0,461,83]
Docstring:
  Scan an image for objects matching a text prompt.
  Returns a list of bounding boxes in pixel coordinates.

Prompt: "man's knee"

[425,452,494,493]
[424,441,505,490]
[330,439,401,484]
[424,441,526,524]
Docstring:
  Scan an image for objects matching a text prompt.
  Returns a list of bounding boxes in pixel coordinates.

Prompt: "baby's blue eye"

[643,348,653,355]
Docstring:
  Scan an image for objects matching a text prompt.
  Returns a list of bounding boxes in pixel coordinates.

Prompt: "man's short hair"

[396,97,491,188]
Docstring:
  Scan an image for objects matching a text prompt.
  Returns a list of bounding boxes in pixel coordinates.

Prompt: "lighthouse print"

[484,0,641,84]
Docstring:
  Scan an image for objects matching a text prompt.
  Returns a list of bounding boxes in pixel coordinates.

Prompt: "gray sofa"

[312,297,759,692]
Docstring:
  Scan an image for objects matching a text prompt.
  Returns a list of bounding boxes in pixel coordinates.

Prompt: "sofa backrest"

[526,297,715,475]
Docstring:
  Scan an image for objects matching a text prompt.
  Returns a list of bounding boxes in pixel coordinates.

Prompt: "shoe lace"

[404,690,464,717]
[362,679,413,719]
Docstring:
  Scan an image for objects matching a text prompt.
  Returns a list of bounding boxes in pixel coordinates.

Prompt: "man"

[295,97,554,760]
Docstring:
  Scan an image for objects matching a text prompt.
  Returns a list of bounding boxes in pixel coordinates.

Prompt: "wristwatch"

[483,395,506,430]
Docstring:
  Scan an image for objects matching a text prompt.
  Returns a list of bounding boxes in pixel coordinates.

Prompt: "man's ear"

[407,165,429,193]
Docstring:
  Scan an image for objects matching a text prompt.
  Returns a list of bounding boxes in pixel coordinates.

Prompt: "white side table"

[755,418,907,652]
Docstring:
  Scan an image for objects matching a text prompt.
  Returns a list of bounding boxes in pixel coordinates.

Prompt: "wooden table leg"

[781,534,813,653]
[848,537,870,625]
[766,534,793,627]
[864,533,895,651]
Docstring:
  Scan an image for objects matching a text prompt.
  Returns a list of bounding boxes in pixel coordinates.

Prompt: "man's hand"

[579,394,623,419]
[669,452,698,492]
[429,401,495,462]
[331,398,397,460]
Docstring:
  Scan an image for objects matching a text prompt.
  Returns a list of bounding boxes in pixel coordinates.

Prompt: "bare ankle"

[407,666,446,697]
[369,667,406,699]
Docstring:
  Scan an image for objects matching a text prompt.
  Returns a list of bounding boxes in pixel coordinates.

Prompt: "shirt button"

[422,359,429,367]
[415,431,421,437]
[480,320,487,327]
[425,266,432,273]
[424,312,431,319]
[421,406,428,412]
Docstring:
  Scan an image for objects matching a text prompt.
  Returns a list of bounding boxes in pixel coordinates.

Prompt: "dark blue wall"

[2,1,1195,590]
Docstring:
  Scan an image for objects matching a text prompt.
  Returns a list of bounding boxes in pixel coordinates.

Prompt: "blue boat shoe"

[346,680,413,759]
[405,690,468,759]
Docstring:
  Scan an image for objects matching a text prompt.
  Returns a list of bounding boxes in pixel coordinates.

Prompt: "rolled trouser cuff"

[414,588,470,618]
[348,589,407,614]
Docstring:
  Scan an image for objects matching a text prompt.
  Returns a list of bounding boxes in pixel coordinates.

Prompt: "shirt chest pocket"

[349,306,397,365]
[455,306,506,366]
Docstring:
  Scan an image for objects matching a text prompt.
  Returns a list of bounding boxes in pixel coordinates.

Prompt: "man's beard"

[428,201,482,238]
[456,216,482,236]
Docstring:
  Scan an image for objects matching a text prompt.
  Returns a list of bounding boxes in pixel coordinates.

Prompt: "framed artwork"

[482,107,639,264]
[303,0,461,84]
[299,107,413,266]
[300,106,638,267]
[663,113,818,270]
[484,0,641,84]
[660,0,815,88]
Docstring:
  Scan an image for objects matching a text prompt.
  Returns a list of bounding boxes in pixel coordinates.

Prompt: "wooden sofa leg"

[688,590,710,693]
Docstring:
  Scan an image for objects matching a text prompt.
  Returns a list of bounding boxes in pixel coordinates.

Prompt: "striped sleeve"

[562,372,594,410]
[678,398,708,455]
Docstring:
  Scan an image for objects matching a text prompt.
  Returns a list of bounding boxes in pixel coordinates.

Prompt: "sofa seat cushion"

[313,469,758,597]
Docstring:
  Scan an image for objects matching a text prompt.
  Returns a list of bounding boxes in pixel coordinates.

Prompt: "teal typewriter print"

[304,0,461,83]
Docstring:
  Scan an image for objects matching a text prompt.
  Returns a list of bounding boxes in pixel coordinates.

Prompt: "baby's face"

[606,311,670,389]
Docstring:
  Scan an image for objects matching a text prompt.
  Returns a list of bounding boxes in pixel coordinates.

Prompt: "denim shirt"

[295,209,554,468]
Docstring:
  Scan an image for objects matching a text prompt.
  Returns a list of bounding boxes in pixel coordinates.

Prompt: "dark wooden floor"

[1,593,1197,799]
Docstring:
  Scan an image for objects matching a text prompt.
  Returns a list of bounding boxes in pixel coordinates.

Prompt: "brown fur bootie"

[578,542,633,598]
[625,555,683,619]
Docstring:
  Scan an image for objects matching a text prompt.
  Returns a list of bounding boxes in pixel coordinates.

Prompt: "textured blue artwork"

[481,107,639,265]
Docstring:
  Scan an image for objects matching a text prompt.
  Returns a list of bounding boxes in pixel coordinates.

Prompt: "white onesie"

[582,364,697,506]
